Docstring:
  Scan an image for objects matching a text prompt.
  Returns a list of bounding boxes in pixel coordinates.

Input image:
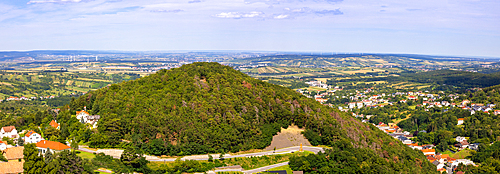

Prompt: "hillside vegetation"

[71,62,436,173]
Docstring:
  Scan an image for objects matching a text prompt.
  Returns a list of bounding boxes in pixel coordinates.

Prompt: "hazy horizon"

[1,0,499,57]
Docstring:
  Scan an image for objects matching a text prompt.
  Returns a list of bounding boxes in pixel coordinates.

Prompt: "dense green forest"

[68,62,435,172]
[329,70,500,89]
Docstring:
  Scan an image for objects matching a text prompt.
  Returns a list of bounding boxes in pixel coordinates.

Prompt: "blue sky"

[0,0,499,57]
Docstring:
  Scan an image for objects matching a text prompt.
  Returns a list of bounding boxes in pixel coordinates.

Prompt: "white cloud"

[214,11,264,19]
[27,0,90,4]
[274,14,288,19]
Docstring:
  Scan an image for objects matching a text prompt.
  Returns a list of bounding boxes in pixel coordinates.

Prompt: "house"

[76,110,90,122]
[86,115,101,129]
[495,110,500,115]
[24,130,43,144]
[456,136,467,143]
[457,118,464,125]
[408,143,422,150]
[36,140,71,156]
[469,143,480,151]
[455,141,469,149]
[0,126,18,139]
[0,140,6,150]
[2,146,24,161]
[49,120,60,130]
[0,161,24,174]
[421,149,436,156]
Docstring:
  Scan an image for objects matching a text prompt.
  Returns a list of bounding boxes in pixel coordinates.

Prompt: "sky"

[0,0,499,57]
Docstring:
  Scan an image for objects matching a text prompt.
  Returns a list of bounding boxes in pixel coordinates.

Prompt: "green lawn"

[451,149,473,159]
[267,164,293,174]
[441,149,473,159]
[76,151,96,159]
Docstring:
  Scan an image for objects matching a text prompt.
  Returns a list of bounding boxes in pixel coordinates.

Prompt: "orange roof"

[36,140,70,151]
[408,143,419,146]
[76,110,89,115]
[0,161,24,174]
[441,154,449,158]
[386,130,396,133]
[25,130,37,137]
[1,126,16,132]
[437,168,445,172]
[447,157,456,161]
[421,149,435,153]
[458,118,465,121]
[0,140,4,144]
[49,120,59,129]
[3,146,24,160]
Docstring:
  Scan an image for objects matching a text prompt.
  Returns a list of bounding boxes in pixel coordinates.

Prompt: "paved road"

[79,145,325,162]
[148,146,324,162]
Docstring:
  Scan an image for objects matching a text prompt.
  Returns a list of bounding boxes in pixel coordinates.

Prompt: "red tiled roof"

[36,140,70,151]
[49,120,59,129]
[76,110,89,115]
[25,130,37,137]
[421,149,435,153]
[3,146,24,160]
[0,161,24,174]
[458,118,465,121]
[0,140,5,144]
[1,126,16,132]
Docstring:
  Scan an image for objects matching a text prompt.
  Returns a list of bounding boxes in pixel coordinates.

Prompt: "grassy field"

[267,164,293,173]
[76,151,96,160]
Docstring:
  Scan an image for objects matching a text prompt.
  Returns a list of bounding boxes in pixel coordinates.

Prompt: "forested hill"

[71,62,436,173]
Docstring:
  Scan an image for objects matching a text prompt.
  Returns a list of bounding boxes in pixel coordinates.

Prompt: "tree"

[0,152,7,162]
[50,150,91,174]
[208,154,213,162]
[44,127,60,141]
[23,143,46,174]
[71,138,79,152]
[44,148,54,164]
[120,146,151,173]
[17,136,24,146]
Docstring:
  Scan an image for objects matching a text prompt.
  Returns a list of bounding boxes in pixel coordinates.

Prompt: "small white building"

[456,136,467,143]
[24,130,43,144]
[0,126,18,139]
[0,140,7,150]
[76,110,90,123]
[36,140,71,156]
[457,118,464,125]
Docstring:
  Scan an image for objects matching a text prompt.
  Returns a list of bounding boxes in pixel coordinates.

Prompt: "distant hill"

[331,70,500,89]
[72,62,436,172]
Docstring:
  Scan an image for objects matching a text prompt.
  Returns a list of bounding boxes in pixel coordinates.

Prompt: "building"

[76,110,90,122]
[0,140,7,150]
[0,126,18,139]
[2,146,24,161]
[86,115,101,129]
[24,130,43,144]
[49,120,60,130]
[421,149,436,156]
[457,118,464,125]
[36,140,71,156]
[0,161,24,174]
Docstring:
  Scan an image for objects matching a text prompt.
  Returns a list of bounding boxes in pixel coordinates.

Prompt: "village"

[298,80,500,174]
[0,107,99,173]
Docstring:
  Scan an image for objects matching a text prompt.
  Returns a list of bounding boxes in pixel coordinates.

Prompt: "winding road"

[79,145,324,173]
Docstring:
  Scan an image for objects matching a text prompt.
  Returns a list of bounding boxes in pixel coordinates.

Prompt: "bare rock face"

[264,125,311,150]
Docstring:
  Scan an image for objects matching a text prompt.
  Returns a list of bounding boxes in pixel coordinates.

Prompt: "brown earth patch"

[264,125,311,150]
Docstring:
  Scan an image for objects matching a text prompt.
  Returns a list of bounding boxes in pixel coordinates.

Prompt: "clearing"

[264,125,311,151]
